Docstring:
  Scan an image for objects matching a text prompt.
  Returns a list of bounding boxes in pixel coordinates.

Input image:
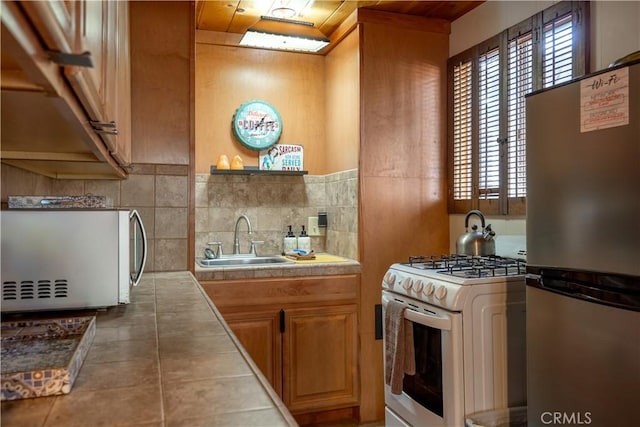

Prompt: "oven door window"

[403,321,443,417]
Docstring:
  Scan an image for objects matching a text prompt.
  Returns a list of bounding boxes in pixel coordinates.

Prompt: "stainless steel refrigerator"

[525,60,640,427]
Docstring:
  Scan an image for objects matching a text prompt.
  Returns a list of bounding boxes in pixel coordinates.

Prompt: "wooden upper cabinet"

[0,0,127,178]
[105,1,131,165]
[19,0,132,165]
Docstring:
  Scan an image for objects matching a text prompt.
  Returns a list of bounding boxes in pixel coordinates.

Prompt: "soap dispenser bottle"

[297,225,311,252]
[283,225,297,253]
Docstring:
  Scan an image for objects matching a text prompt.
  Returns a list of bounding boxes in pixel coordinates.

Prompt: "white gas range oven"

[382,249,527,427]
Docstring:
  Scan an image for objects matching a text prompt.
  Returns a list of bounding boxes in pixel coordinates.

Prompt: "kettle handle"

[464,210,486,230]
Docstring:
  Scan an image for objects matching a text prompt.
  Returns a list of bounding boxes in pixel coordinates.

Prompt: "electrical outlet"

[308,216,323,236]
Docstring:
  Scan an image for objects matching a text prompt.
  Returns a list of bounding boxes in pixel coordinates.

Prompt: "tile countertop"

[0,272,299,427]
[194,253,361,282]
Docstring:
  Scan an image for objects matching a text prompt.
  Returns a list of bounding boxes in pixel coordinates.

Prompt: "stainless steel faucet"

[233,215,253,254]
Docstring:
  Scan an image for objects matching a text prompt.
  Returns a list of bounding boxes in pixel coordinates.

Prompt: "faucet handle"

[249,240,264,256]
[207,241,223,257]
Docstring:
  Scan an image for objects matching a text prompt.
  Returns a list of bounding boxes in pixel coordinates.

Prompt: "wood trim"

[294,407,359,426]
[356,8,451,34]
[0,159,125,179]
[201,274,359,310]
[0,70,46,92]
[64,66,105,122]
[195,29,242,46]
[0,151,97,161]
[188,0,197,275]
[324,9,359,55]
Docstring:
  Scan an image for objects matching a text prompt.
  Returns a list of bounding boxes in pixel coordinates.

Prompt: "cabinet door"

[104,0,131,164]
[18,0,107,122]
[223,310,283,396]
[70,0,131,164]
[63,1,108,121]
[283,304,359,413]
[18,0,131,165]
[19,1,77,55]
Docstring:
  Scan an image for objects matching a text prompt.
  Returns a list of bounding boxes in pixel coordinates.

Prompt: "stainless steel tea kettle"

[456,210,496,256]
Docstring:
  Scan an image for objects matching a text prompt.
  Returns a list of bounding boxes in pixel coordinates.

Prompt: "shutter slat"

[478,48,501,200]
[452,60,473,200]
[506,31,532,199]
[543,12,573,87]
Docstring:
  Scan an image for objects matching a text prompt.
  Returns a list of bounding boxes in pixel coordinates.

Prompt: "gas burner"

[407,254,475,269]
[404,254,526,278]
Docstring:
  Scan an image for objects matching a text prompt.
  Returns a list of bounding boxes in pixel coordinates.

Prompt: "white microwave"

[1,209,147,312]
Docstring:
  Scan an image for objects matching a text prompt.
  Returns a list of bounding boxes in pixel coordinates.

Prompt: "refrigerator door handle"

[129,210,148,287]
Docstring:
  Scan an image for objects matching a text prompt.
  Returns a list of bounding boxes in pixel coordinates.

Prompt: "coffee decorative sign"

[232,100,283,150]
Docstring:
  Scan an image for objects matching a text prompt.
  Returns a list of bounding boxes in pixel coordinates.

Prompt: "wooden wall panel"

[357,15,450,422]
[195,38,326,174]
[130,1,191,165]
[325,29,360,174]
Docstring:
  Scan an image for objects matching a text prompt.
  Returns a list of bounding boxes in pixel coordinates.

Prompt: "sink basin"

[197,256,294,267]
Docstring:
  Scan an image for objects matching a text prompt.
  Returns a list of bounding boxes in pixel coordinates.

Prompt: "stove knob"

[412,280,424,293]
[383,272,396,289]
[422,282,434,296]
[402,277,413,290]
[434,285,447,300]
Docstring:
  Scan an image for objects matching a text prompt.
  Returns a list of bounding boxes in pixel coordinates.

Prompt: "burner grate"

[404,254,526,278]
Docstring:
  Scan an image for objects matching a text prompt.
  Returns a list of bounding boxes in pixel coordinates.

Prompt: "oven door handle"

[404,307,452,331]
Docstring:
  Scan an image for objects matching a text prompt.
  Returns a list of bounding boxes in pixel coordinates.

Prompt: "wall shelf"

[210,166,307,176]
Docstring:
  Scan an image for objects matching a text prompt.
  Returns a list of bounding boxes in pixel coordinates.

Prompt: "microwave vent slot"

[1,279,69,301]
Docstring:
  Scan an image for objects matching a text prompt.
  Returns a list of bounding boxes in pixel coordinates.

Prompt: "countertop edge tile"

[194,253,361,282]
[1,271,298,427]
[189,271,300,427]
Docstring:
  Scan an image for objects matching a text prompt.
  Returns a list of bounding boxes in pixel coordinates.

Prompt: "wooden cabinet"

[201,274,360,418]
[67,0,131,164]
[283,305,358,413]
[0,0,130,178]
[22,0,131,165]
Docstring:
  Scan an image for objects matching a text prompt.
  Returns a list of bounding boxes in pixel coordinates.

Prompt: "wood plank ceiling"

[196,1,482,40]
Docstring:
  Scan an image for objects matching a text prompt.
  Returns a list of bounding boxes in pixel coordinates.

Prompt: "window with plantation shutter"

[448,1,589,215]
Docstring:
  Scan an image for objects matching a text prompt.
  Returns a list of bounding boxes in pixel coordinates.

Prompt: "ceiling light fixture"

[271,7,296,19]
[239,16,330,53]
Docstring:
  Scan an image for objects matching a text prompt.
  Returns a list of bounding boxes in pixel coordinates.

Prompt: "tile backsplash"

[1,164,359,271]
[195,169,358,260]
[1,164,189,272]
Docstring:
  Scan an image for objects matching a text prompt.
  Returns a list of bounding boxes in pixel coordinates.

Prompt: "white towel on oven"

[384,300,416,395]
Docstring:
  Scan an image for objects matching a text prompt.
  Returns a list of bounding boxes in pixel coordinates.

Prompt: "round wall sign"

[232,100,283,150]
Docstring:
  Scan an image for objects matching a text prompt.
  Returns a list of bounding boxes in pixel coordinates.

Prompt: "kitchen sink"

[196,256,294,268]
